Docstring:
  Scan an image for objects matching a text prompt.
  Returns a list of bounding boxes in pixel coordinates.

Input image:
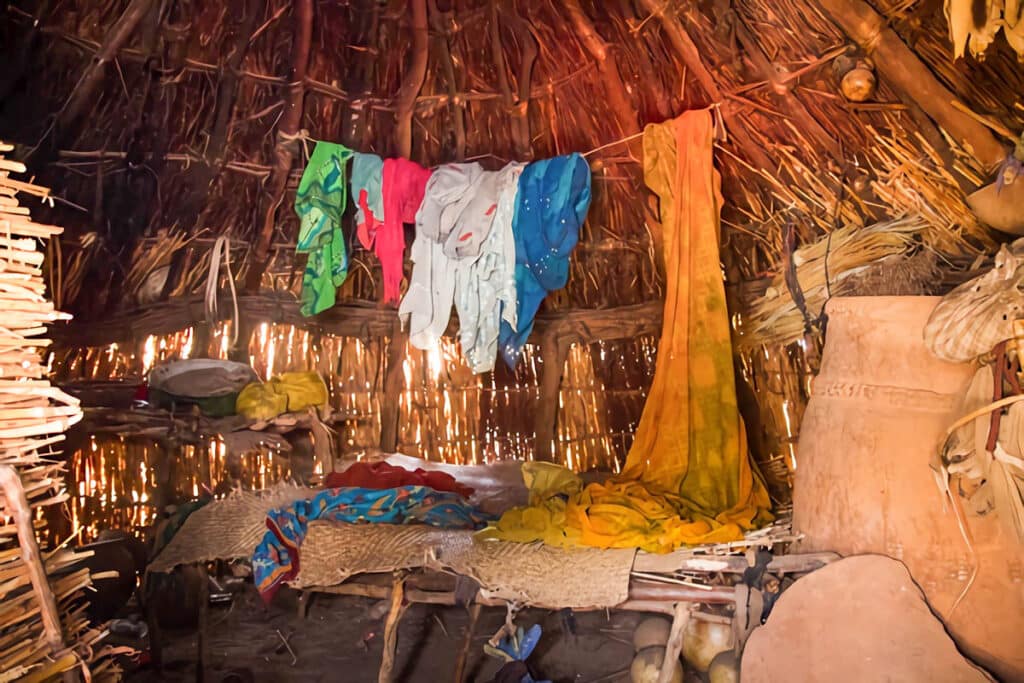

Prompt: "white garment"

[455,163,524,373]
[400,163,483,349]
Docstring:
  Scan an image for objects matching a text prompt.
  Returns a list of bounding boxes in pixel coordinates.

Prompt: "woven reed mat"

[295,522,636,609]
[149,483,313,573]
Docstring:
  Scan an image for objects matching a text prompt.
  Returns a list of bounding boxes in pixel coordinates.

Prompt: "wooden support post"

[393,0,429,159]
[248,0,314,291]
[0,466,67,662]
[533,333,569,462]
[228,313,252,364]
[658,603,692,683]
[428,0,467,161]
[816,0,1006,170]
[453,602,482,683]
[143,584,164,672]
[296,590,314,619]
[378,575,408,683]
[379,324,407,453]
[376,0,428,452]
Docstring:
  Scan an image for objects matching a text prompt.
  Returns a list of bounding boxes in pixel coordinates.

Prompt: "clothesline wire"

[580,131,645,158]
[276,127,650,166]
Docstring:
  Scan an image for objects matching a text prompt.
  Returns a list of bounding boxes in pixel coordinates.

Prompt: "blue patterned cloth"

[499,153,591,368]
[252,485,491,602]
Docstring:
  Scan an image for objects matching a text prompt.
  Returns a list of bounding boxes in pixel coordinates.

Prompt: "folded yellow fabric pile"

[482,110,772,552]
[236,371,329,420]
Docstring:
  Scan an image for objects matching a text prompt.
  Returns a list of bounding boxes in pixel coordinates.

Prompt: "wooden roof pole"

[31,0,154,161]
[531,1,644,462]
[634,0,775,172]
[815,0,1007,171]
[428,0,467,160]
[563,0,640,135]
[380,0,429,454]
[248,0,314,291]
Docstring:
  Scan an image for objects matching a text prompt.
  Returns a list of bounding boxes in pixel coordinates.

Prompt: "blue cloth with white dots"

[498,153,592,369]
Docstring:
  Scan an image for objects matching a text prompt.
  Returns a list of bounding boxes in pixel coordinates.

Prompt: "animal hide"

[924,243,1024,362]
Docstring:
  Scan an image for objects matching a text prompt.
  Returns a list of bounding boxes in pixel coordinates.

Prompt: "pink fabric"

[356,189,382,247]
[360,158,432,304]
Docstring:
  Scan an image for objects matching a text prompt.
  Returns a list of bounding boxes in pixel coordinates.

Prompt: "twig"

[275,629,297,666]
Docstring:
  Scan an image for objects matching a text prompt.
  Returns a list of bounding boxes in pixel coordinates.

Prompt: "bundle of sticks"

[0,142,121,680]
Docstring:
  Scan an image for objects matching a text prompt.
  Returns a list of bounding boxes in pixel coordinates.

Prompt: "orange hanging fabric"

[623,109,769,512]
[482,109,772,552]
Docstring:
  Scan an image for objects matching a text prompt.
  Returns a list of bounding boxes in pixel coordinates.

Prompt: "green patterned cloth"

[295,142,354,316]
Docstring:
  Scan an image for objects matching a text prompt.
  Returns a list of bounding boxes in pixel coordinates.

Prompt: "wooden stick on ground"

[453,602,482,683]
[378,574,408,683]
[658,602,692,683]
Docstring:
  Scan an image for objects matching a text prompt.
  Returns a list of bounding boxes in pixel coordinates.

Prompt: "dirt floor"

[124,584,647,683]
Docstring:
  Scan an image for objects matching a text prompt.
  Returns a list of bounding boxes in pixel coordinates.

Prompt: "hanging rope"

[205,235,239,348]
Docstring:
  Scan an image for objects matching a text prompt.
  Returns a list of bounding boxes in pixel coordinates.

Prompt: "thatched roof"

[1,0,1021,494]
[2,0,1018,308]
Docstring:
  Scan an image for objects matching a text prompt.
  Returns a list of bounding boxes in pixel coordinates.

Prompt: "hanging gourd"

[832,51,876,102]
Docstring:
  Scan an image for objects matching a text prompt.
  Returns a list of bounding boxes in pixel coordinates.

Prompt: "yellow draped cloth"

[482,110,772,552]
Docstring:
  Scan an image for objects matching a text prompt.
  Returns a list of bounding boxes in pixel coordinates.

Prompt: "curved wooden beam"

[48,294,663,350]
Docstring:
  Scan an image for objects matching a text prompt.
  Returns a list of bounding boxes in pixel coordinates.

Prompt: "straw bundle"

[739,216,928,348]
[0,141,118,680]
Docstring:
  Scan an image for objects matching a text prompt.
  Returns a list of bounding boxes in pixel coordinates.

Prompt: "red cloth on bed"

[323,461,474,498]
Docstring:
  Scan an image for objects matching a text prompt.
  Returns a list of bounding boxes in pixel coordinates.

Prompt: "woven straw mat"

[296,521,636,609]
[148,483,313,573]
